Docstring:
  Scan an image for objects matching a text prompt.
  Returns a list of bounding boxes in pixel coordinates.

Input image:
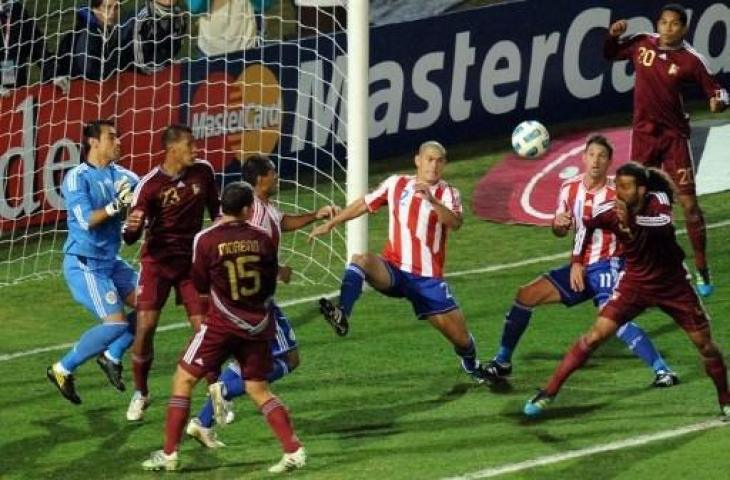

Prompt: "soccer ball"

[511,120,550,159]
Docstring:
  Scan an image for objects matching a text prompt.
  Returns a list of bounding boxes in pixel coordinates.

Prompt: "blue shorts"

[545,258,623,308]
[379,261,459,319]
[270,303,297,356]
[63,254,138,320]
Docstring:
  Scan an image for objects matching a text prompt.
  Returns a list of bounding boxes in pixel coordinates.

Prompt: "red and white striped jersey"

[364,174,462,278]
[249,195,282,249]
[556,174,620,265]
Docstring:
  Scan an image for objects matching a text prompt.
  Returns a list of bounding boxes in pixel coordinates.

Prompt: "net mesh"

[0,0,350,289]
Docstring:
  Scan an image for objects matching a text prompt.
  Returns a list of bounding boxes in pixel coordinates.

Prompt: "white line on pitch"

[443,418,729,480]
[2,218,729,363]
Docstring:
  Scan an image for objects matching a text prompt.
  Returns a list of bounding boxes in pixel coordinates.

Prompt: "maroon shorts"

[631,130,695,195]
[178,322,273,381]
[600,277,710,333]
[137,258,207,316]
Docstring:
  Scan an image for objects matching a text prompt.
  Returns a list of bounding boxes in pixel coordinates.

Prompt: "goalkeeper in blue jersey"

[47,120,140,405]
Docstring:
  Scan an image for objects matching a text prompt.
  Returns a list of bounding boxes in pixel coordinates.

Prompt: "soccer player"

[47,120,139,404]
[310,141,494,384]
[122,125,220,421]
[485,135,677,387]
[187,154,338,448]
[142,181,305,473]
[604,3,729,296]
[524,162,730,419]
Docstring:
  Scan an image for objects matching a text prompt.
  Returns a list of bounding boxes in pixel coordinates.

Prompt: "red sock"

[703,356,730,405]
[545,337,592,396]
[132,354,153,396]
[164,395,190,455]
[261,397,301,453]
[686,214,707,270]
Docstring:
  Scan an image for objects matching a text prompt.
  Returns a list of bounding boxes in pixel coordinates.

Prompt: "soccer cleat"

[721,404,730,422]
[268,447,306,474]
[46,364,82,405]
[208,382,228,426]
[523,389,554,418]
[695,270,714,298]
[141,450,179,471]
[652,370,679,388]
[319,298,349,336]
[465,363,499,385]
[484,358,513,378]
[96,353,125,392]
[126,391,151,421]
[186,418,226,448]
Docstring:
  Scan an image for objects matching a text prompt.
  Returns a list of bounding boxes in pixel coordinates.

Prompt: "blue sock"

[105,311,137,364]
[616,322,670,373]
[60,322,127,372]
[455,334,478,373]
[220,364,245,400]
[495,302,533,363]
[339,264,366,317]
[198,357,294,428]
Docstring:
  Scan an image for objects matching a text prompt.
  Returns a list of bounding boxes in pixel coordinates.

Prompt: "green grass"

[2,108,730,479]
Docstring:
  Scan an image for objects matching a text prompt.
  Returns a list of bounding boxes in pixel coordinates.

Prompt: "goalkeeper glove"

[105,179,134,216]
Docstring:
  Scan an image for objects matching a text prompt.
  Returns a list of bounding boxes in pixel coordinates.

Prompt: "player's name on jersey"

[218,239,262,256]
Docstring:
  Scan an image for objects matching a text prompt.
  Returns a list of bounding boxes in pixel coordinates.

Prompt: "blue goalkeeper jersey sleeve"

[62,162,139,260]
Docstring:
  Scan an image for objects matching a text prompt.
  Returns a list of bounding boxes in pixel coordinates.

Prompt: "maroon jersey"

[124,159,220,260]
[191,220,278,339]
[580,192,687,290]
[604,33,728,138]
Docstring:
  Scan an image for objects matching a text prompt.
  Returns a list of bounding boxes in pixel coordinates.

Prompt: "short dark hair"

[90,0,104,8]
[241,154,276,186]
[616,162,676,204]
[659,3,688,26]
[83,119,115,152]
[221,181,255,215]
[162,124,193,149]
[585,134,614,159]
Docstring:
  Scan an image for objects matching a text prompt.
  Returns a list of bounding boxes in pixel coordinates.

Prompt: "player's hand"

[124,209,145,232]
[553,212,573,229]
[608,20,628,37]
[308,221,334,242]
[115,178,134,208]
[278,265,293,284]
[615,199,632,233]
[315,205,340,220]
[570,262,586,292]
[710,93,727,113]
[413,182,435,203]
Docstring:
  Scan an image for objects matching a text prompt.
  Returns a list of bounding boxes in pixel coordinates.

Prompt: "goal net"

[0,0,368,292]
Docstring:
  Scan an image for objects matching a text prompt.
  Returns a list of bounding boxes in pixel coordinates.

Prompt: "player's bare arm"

[278,265,293,284]
[308,198,368,241]
[281,205,341,232]
[414,181,463,230]
[608,19,628,37]
[709,90,728,113]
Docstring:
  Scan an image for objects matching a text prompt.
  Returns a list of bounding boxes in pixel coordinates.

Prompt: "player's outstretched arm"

[281,205,341,232]
[308,198,368,242]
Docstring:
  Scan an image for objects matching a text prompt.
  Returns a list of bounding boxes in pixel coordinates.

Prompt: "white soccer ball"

[511,120,550,159]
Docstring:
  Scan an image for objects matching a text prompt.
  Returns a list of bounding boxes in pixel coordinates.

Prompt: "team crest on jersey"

[105,291,117,304]
[668,64,679,75]
[192,183,200,195]
[161,186,181,207]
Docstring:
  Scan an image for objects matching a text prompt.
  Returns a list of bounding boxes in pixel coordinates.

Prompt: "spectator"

[187,0,259,56]
[0,0,47,97]
[43,0,186,92]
